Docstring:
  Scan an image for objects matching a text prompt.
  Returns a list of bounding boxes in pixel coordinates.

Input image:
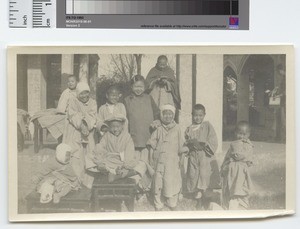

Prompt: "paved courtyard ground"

[17,141,286,213]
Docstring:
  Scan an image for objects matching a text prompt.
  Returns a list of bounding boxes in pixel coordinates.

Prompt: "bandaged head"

[160,104,176,115]
[55,143,72,164]
[76,82,90,97]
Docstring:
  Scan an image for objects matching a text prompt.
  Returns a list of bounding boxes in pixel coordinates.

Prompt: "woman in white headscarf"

[62,82,97,188]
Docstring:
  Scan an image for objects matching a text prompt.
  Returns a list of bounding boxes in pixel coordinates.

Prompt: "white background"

[1,0,299,228]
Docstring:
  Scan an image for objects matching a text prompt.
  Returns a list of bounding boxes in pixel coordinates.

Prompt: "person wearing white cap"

[31,143,80,204]
[62,81,97,188]
[147,104,184,211]
[86,114,151,184]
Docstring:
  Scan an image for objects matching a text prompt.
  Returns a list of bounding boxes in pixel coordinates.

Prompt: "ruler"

[9,0,56,28]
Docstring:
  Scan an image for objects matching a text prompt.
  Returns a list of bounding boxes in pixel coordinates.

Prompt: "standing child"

[184,104,220,210]
[63,82,97,188]
[96,85,127,135]
[57,75,78,113]
[147,104,183,211]
[221,121,254,210]
[124,75,160,164]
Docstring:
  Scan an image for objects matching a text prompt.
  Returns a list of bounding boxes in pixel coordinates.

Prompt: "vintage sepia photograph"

[8,46,295,221]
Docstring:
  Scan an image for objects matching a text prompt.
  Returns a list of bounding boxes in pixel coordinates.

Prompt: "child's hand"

[97,163,108,173]
[81,123,89,136]
[246,161,253,167]
[180,146,189,156]
[93,154,102,164]
[150,120,161,130]
[31,175,40,185]
[116,167,122,175]
[196,142,206,151]
[186,139,205,151]
[100,125,109,133]
[232,153,246,161]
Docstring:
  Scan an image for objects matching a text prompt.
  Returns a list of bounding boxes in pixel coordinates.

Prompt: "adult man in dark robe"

[145,55,181,110]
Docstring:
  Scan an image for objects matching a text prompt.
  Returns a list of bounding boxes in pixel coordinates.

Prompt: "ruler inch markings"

[9,0,55,28]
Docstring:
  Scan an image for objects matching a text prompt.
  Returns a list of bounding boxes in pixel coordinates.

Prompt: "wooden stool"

[26,187,92,213]
[92,175,137,212]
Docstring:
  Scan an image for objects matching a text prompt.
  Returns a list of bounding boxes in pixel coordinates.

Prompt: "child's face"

[78,90,90,103]
[132,81,145,96]
[236,125,250,140]
[193,109,205,124]
[109,121,124,136]
[68,77,77,90]
[106,89,121,104]
[161,110,174,125]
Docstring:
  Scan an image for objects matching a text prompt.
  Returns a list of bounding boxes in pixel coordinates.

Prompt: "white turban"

[55,143,72,164]
[76,82,90,96]
[160,104,176,114]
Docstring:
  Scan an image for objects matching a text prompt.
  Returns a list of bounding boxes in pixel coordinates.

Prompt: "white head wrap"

[160,104,176,114]
[38,182,54,203]
[76,82,90,97]
[55,143,72,164]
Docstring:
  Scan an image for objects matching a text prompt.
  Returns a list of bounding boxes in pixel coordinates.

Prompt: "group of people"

[32,55,254,211]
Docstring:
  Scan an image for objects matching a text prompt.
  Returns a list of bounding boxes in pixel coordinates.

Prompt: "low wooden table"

[92,175,137,212]
[26,187,92,213]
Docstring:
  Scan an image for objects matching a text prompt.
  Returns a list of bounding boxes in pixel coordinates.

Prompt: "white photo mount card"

[8,45,295,222]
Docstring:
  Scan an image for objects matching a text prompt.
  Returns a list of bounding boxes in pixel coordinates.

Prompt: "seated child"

[57,75,78,113]
[31,143,80,204]
[62,82,97,188]
[183,104,221,210]
[96,85,127,135]
[87,115,150,183]
[221,121,254,210]
[147,104,184,211]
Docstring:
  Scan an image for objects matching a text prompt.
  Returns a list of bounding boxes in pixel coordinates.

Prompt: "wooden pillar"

[178,54,193,129]
[89,54,100,100]
[175,54,180,123]
[27,55,47,115]
[192,54,197,108]
[237,72,249,123]
[79,54,89,83]
[196,55,223,152]
[17,55,28,110]
[273,54,286,141]
[61,54,74,91]
[254,73,266,126]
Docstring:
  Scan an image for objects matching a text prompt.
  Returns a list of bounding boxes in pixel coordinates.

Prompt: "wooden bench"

[92,175,137,212]
[26,187,92,213]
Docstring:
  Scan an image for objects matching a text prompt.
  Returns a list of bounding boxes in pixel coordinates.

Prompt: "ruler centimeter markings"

[9,0,56,28]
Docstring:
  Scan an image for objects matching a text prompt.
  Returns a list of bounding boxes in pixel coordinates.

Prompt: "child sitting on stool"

[86,115,152,183]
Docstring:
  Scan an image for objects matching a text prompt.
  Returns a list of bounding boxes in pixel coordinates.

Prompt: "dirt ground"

[17,141,286,213]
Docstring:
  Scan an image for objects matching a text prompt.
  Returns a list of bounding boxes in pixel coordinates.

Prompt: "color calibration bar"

[58,0,249,29]
[66,0,239,15]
